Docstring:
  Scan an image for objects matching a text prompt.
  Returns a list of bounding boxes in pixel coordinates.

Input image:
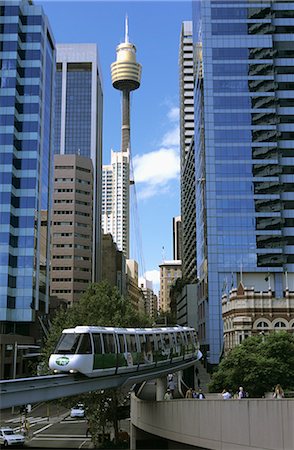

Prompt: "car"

[70,403,85,418]
[0,427,25,447]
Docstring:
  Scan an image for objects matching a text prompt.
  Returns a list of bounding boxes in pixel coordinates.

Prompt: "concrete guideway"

[0,358,197,409]
[130,394,294,450]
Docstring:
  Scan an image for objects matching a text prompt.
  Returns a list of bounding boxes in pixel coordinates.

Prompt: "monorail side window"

[117,334,125,353]
[93,333,103,354]
[54,333,80,354]
[103,333,115,353]
[138,334,145,352]
[126,334,137,352]
[176,332,183,346]
[145,334,154,352]
[77,333,92,354]
[156,334,163,351]
[163,333,170,348]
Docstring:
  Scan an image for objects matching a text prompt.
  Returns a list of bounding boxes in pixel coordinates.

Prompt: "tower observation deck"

[111,16,142,153]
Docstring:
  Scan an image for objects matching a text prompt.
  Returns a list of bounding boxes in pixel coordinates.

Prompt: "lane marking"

[33,423,53,435]
[31,437,91,441]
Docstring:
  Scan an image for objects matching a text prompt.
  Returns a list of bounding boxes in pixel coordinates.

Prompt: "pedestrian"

[273,384,284,399]
[192,389,199,399]
[195,366,199,377]
[164,388,173,400]
[222,389,231,400]
[197,377,201,388]
[198,389,205,399]
[86,421,90,438]
[167,374,175,398]
[238,386,247,399]
[185,387,193,398]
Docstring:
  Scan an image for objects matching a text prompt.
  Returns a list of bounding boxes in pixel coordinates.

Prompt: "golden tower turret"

[111,16,142,152]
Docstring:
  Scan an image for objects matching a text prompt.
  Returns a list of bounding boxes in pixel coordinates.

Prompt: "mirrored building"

[193,0,294,366]
[0,0,55,334]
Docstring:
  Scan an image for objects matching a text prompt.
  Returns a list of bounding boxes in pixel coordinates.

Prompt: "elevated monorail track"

[0,359,196,409]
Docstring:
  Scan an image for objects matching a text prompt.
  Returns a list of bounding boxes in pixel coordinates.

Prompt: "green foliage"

[208,332,294,397]
[41,280,151,445]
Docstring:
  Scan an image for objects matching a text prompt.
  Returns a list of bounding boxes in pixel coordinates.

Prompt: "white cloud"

[133,104,180,200]
[167,106,179,122]
[161,125,179,147]
[138,270,160,295]
[133,147,179,186]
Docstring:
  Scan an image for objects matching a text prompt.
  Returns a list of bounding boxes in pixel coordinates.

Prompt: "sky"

[37,0,192,293]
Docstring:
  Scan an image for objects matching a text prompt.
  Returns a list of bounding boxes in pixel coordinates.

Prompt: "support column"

[130,423,137,450]
[156,377,166,401]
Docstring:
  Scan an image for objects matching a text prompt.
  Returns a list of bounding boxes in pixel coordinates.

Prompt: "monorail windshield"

[55,333,92,354]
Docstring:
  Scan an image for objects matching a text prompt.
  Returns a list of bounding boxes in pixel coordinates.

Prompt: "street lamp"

[11,342,40,414]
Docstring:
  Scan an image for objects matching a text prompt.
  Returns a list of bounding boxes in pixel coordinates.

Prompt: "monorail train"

[49,325,200,377]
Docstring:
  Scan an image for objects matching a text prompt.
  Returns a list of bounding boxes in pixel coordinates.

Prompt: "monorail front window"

[77,333,92,354]
[55,333,81,354]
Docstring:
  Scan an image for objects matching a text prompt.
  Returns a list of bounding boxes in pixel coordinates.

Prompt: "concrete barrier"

[131,395,294,449]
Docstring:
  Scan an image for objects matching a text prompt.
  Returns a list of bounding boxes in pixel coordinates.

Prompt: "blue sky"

[38,0,192,292]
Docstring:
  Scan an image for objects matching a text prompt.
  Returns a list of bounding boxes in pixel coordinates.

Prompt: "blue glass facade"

[193,0,294,365]
[54,66,92,156]
[0,0,55,326]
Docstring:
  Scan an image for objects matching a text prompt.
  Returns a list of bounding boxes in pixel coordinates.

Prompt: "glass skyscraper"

[53,44,103,282]
[193,0,294,366]
[0,0,55,332]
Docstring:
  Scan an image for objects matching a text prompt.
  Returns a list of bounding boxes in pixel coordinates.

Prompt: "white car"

[70,403,85,418]
[0,427,25,447]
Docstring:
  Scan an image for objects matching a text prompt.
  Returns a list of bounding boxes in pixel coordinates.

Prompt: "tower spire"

[125,14,129,43]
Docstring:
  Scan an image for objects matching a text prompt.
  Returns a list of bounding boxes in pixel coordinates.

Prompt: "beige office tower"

[159,261,182,312]
[50,155,93,305]
[102,149,130,257]
[140,279,158,319]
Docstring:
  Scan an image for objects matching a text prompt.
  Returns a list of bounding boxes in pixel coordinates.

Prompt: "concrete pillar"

[130,423,137,450]
[156,377,166,401]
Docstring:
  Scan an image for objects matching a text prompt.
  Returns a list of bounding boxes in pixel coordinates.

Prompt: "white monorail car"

[49,325,200,377]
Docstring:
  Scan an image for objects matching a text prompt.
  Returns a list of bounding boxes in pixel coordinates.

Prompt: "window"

[126,334,137,353]
[274,321,286,328]
[55,333,80,354]
[92,334,102,354]
[103,333,115,353]
[256,321,269,328]
[77,334,92,354]
[117,334,126,353]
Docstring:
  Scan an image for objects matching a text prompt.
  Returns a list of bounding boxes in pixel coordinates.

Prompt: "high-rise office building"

[102,149,130,256]
[159,261,182,313]
[53,44,103,282]
[173,216,182,261]
[0,1,55,336]
[179,22,197,283]
[193,0,294,366]
[110,18,141,259]
[50,155,93,305]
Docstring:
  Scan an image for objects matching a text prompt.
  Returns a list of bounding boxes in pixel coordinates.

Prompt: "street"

[1,403,91,449]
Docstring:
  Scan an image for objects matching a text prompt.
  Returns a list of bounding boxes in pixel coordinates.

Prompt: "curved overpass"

[130,394,294,450]
[0,358,195,409]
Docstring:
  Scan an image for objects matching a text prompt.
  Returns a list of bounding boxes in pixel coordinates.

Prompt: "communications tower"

[111,16,142,153]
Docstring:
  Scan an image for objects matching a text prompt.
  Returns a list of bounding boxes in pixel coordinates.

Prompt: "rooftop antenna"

[125,14,129,43]
[162,246,165,263]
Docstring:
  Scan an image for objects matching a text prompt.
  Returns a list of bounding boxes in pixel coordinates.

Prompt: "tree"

[208,332,294,397]
[42,281,151,446]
